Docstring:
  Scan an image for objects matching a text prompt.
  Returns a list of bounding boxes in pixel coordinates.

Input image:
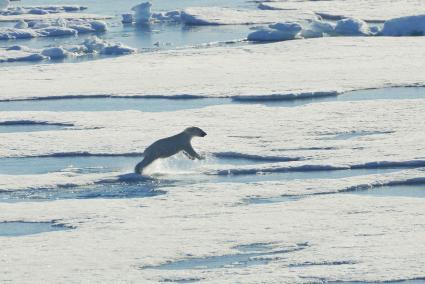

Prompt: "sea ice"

[179,7,318,25]
[0,36,136,63]
[82,37,137,55]
[1,37,424,100]
[382,15,425,36]
[121,13,134,24]
[41,47,69,59]
[334,18,371,36]
[14,20,28,29]
[258,0,425,23]
[131,2,152,24]
[0,19,107,40]
[0,27,37,39]
[248,22,302,42]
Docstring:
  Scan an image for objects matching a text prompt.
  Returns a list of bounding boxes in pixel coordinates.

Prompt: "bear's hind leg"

[134,156,156,175]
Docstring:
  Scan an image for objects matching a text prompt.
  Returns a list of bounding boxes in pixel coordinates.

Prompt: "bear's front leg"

[184,145,204,160]
[183,151,195,160]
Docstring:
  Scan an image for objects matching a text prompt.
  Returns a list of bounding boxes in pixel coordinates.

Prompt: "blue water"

[0,97,232,112]
[0,155,143,175]
[0,221,72,236]
[0,182,167,202]
[0,124,69,133]
[251,87,425,107]
[0,87,423,112]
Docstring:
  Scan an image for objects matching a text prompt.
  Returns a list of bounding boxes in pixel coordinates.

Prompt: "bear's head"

[184,127,207,137]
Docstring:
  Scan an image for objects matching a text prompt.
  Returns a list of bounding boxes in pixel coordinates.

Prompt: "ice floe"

[0,45,46,62]
[334,17,371,36]
[382,15,425,36]
[1,37,425,100]
[178,7,318,25]
[248,22,302,42]
[131,2,152,24]
[258,0,425,23]
[0,4,108,22]
[0,18,108,40]
[0,36,136,63]
[82,37,137,55]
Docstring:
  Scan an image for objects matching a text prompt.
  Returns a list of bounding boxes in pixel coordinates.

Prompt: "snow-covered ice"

[131,2,152,24]
[258,0,425,23]
[1,37,425,100]
[334,18,371,36]
[248,22,302,42]
[0,12,110,22]
[179,7,318,25]
[0,36,136,63]
[0,18,107,40]
[382,15,425,36]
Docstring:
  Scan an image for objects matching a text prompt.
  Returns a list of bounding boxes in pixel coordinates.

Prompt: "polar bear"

[135,126,207,174]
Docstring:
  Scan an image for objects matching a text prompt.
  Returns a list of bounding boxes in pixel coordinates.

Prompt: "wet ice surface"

[0,155,143,175]
[330,280,425,284]
[0,182,167,202]
[0,87,423,112]
[245,87,425,107]
[348,184,425,198]
[0,123,70,133]
[0,221,72,236]
[0,97,233,112]
[144,243,308,270]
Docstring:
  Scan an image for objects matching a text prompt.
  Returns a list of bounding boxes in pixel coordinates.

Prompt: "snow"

[1,37,425,100]
[248,22,302,42]
[179,7,318,25]
[334,18,371,36]
[258,0,425,23]
[382,15,425,36]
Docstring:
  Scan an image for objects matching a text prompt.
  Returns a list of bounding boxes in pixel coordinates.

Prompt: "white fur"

[135,127,207,174]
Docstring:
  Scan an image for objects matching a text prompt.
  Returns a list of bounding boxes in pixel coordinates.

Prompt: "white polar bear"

[135,126,207,174]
